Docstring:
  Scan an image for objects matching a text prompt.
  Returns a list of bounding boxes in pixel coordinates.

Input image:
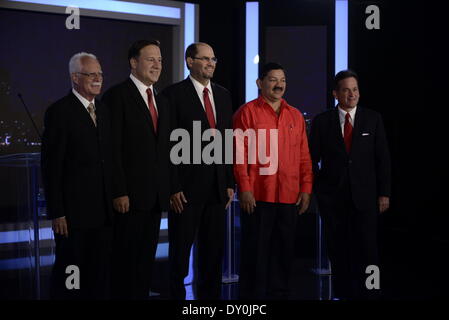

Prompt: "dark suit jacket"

[102,78,170,212]
[161,78,234,203]
[41,92,113,228]
[309,106,391,213]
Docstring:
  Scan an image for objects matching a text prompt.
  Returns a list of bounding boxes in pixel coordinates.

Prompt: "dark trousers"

[111,206,161,300]
[239,202,298,300]
[50,226,112,300]
[168,198,226,300]
[318,188,380,300]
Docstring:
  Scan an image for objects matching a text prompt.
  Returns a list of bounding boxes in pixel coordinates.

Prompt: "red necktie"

[146,88,158,133]
[344,112,353,153]
[203,87,216,129]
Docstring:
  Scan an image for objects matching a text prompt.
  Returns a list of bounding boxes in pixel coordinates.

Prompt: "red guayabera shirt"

[233,96,313,204]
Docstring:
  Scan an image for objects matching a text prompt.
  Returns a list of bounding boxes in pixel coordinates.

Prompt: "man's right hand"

[239,191,256,214]
[113,195,130,213]
[170,191,187,214]
[52,217,68,237]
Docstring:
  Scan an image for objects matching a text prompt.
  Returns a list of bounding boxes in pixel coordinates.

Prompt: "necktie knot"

[345,112,351,122]
[146,87,152,97]
[202,87,215,129]
[87,103,96,126]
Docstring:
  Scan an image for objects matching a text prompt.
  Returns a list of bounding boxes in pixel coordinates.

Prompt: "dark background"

[0,0,448,299]
[265,25,328,121]
[194,0,449,299]
[0,8,174,155]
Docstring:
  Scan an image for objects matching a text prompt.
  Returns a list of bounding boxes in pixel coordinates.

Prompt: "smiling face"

[71,57,102,101]
[257,69,286,103]
[333,76,360,111]
[187,44,216,85]
[130,44,162,86]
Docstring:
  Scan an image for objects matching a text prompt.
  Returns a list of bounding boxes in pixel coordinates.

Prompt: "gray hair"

[69,52,97,86]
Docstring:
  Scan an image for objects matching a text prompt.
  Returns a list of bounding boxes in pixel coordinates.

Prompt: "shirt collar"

[189,75,212,93]
[130,73,153,94]
[257,95,288,111]
[72,88,95,110]
[338,105,357,122]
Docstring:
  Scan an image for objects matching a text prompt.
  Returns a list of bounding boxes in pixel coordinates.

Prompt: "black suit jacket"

[102,78,170,212]
[41,92,113,228]
[161,78,234,203]
[309,106,391,212]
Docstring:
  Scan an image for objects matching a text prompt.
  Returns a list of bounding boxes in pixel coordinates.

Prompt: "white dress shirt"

[338,105,357,136]
[72,88,95,110]
[129,73,158,113]
[189,75,217,122]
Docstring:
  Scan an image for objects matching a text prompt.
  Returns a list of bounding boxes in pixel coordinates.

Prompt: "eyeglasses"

[192,56,218,63]
[77,72,104,79]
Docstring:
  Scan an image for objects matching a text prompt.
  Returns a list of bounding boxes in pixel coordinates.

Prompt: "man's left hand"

[379,196,390,213]
[225,188,234,210]
[296,192,311,215]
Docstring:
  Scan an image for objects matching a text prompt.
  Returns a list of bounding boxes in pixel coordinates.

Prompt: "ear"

[256,79,262,90]
[71,73,79,86]
[130,57,138,70]
[186,57,193,69]
[332,89,337,99]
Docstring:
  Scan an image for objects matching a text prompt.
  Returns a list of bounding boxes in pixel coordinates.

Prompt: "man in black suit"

[161,42,234,300]
[41,52,113,299]
[102,40,170,299]
[309,70,391,299]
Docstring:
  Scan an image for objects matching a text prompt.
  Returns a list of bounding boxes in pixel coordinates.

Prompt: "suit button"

[348,160,352,164]
[101,159,105,164]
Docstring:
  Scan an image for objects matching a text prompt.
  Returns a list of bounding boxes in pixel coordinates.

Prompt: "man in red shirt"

[233,62,313,299]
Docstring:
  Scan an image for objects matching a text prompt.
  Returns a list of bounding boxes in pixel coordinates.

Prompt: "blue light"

[184,3,195,78]
[155,242,168,259]
[0,255,54,270]
[160,217,168,230]
[0,243,168,270]
[8,0,181,19]
[0,227,53,244]
[0,219,167,245]
[335,0,348,73]
[246,2,259,102]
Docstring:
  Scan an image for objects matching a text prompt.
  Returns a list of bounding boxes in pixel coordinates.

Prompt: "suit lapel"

[331,108,347,153]
[125,78,156,133]
[350,107,364,155]
[68,92,97,129]
[95,99,105,133]
[211,83,222,129]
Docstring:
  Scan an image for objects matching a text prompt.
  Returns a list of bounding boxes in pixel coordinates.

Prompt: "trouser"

[111,205,161,300]
[51,225,112,300]
[318,191,380,300]
[168,199,226,300]
[239,202,298,300]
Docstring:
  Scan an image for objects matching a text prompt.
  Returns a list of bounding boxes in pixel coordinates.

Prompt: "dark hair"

[128,39,160,68]
[259,62,285,80]
[334,69,359,90]
[185,42,210,70]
